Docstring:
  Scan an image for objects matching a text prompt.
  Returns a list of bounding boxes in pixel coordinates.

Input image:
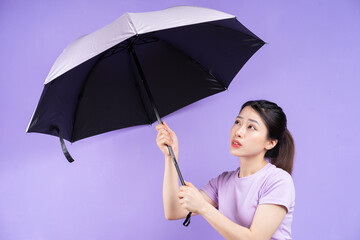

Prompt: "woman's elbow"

[164,211,184,220]
[164,211,177,220]
[164,213,174,220]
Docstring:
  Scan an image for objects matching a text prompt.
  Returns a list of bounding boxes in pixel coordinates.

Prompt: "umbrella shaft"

[127,39,162,124]
[127,39,186,186]
[167,145,185,185]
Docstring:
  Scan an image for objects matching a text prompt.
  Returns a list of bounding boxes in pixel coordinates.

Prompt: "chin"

[230,147,261,159]
[230,149,242,157]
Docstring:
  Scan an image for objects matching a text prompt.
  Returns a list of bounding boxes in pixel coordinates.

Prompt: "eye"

[234,120,241,125]
[248,125,256,130]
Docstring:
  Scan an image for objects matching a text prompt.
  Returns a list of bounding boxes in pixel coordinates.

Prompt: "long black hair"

[240,100,295,175]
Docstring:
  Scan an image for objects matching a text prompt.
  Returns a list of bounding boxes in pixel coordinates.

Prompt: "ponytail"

[267,129,295,175]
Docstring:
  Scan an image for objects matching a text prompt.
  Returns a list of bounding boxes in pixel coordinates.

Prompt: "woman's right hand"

[156,121,179,159]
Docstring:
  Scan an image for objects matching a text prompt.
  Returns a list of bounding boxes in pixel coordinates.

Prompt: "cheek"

[247,132,268,146]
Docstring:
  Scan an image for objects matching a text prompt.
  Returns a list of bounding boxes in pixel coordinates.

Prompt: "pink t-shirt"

[201,162,295,240]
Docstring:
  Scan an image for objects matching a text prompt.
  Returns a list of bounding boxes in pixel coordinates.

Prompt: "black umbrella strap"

[183,212,192,226]
[55,128,75,163]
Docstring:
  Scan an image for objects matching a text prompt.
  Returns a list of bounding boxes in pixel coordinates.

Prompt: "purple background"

[1,0,359,239]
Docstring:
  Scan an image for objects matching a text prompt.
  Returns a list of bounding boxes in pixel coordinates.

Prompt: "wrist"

[165,154,178,162]
[198,200,213,216]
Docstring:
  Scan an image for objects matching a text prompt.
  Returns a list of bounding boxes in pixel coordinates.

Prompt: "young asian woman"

[156,100,295,240]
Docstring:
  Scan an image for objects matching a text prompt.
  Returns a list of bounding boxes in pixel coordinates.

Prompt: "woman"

[156,100,295,240]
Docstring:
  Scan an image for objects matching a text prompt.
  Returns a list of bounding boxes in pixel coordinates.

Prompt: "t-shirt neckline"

[235,162,271,181]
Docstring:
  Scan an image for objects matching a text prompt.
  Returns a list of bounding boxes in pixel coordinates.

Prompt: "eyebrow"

[236,116,260,126]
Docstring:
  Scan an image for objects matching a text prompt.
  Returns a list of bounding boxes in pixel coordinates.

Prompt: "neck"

[238,155,268,178]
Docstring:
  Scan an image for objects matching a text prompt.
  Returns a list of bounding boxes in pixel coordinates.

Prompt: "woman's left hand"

[177,181,207,214]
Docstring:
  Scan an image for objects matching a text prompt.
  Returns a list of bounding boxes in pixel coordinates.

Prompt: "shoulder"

[207,168,238,186]
[259,163,295,210]
[263,163,294,187]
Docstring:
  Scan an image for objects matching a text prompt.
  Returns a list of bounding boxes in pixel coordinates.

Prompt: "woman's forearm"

[163,155,188,220]
[199,202,252,240]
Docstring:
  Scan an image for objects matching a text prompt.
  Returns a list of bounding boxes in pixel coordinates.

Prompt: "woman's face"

[230,106,277,158]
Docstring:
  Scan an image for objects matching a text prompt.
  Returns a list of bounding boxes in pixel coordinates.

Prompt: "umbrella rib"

[70,55,104,142]
[207,18,265,44]
[101,42,128,60]
[150,36,228,90]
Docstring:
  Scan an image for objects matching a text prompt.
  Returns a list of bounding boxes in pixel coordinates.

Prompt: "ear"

[265,139,278,150]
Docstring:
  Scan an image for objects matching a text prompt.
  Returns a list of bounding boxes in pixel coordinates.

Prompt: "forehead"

[238,106,264,123]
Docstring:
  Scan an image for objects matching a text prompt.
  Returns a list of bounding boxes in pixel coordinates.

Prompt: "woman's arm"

[201,203,286,240]
[157,122,216,220]
[179,181,287,240]
[162,154,189,220]
[156,122,186,219]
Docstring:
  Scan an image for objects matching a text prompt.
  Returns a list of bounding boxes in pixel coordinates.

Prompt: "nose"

[235,124,246,138]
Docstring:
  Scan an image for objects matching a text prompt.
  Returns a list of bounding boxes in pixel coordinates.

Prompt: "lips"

[231,140,242,148]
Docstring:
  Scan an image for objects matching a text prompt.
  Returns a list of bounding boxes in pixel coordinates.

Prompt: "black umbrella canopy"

[27,15,264,143]
[26,6,265,227]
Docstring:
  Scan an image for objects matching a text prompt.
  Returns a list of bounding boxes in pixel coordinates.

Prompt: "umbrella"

[26,6,265,226]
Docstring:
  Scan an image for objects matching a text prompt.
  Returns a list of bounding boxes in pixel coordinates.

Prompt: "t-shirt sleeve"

[201,173,224,206]
[258,172,295,212]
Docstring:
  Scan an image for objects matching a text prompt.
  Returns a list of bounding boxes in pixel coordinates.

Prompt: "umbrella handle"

[184,212,192,226]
